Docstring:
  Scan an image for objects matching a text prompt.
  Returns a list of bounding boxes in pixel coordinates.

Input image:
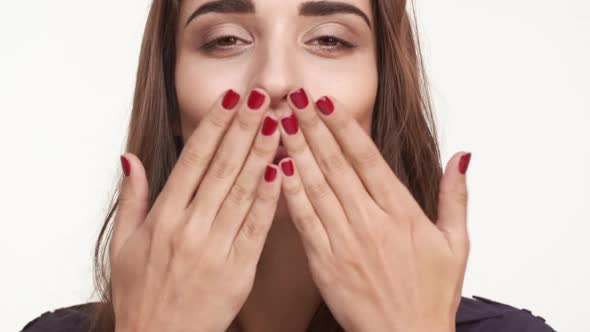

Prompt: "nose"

[247,39,301,118]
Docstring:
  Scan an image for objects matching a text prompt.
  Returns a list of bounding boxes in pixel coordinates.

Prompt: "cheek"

[174,56,246,134]
[306,59,378,134]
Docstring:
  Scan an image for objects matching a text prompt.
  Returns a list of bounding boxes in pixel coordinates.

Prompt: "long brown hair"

[88,0,442,331]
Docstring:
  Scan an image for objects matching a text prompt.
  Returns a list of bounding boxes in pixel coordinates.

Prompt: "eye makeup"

[197,23,253,51]
[190,18,364,58]
[303,22,360,55]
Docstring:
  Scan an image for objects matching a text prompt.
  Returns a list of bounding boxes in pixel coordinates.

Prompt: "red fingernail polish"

[262,116,278,136]
[120,155,131,176]
[265,165,278,182]
[222,89,240,110]
[459,152,472,174]
[289,88,309,109]
[248,90,265,110]
[281,113,299,135]
[316,96,334,115]
[281,160,294,176]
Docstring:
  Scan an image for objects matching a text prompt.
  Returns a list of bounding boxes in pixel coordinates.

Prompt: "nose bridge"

[249,26,299,109]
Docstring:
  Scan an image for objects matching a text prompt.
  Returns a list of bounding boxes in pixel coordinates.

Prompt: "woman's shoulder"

[20,302,99,332]
[457,295,557,331]
[20,296,557,332]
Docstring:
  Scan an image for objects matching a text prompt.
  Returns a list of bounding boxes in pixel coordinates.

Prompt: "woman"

[21,0,556,331]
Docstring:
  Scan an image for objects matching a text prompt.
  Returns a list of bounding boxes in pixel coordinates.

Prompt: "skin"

[112,0,471,330]
[107,0,472,331]
[175,0,378,330]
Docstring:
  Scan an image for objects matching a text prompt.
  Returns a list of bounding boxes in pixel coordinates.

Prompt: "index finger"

[155,89,241,214]
[314,95,420,215]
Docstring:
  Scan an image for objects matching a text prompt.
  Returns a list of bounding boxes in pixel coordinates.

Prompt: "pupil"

[321,37,337,46]
[219,37,236,46]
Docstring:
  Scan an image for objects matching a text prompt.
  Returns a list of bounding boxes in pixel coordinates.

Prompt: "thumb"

[110,153,150,262]
[436,151,471,256]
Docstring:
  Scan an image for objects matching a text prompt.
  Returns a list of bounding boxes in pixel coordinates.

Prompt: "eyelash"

[200,35,355,54]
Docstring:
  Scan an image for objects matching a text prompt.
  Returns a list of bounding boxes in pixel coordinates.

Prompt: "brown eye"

[200,35,248,51]
[317,36,341,47]
[307,35,355,54]
[311,35,354,49]
[215,36,239,46]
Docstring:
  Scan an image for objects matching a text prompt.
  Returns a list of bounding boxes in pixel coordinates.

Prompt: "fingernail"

[265,165,278,182]
[316,96,334,115]
[262,116,278,136]
[222,89,240,110]
[247,90,265,110]
[289,88,309,109]
[281,113,299,135]
[459,152,472,175]
[120,155,131,177]
[280,159,294,176]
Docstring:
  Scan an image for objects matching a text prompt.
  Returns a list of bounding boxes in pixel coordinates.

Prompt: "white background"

[1,1,588,331]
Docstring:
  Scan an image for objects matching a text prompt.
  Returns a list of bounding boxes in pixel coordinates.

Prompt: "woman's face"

[174,0,378,139]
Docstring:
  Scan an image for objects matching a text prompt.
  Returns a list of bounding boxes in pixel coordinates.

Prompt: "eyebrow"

[184,0,372,30]
[299,1,372,30]
[184,0,255,28]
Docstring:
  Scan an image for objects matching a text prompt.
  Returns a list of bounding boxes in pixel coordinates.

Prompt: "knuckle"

[171,226,199,259]
[336,247,366,280]
[342,252,362,273]
[256,181,277,203]
[300,112,322,130]
[351,148,381,171]
[117,190,133,206]
[117,190,142,213]
[318,152,348,174]
[292,213,318,233]
[452,189,469,207]
[235,112,259,132]
[306,180,332,201]
[290,140,308,159]
[150,214,176,241]
[227,181,255,206]
[209,157,239,180]
[179,144,214,170]
[241,214,268,239]
[205,109,230,131]
[438,189,469,208]
[283,180,304,197]
[169,227,185,250]
[250,140,273,159]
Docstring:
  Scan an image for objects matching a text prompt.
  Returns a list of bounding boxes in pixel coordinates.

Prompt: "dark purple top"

[19,295,556,332]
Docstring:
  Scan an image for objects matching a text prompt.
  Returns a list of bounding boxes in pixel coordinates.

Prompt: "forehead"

[180,0,374,23]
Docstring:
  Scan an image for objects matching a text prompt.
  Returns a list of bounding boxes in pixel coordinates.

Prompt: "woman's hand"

[110,88,283,332]
[277,88,471,332]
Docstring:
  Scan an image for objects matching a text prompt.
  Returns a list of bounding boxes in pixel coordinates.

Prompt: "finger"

[155,89,241,216]
[313,95,420,216]
[209,112,280,255]
[278,158,333,258]
[287,88,373,225]
[277,110,353,247]
[437,151,471,256]
[186,89,270,232]
[110,153,150,263]
[229,164,282,267]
